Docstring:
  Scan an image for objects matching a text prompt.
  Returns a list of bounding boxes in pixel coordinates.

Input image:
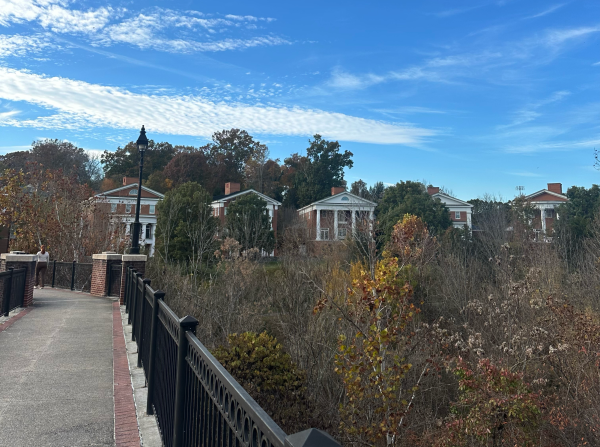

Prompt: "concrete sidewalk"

[0,289,116,446]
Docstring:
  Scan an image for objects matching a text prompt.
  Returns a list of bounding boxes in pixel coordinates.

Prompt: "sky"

[0,0,598,200]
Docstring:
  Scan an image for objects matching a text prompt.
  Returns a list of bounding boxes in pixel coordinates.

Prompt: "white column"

[141,224,146,242]
[351,209,356,235]
[369,210,374,235]
[334,209,339,240]
[316,208,321,241]
[541,207,547,235]
[268,208,273,225]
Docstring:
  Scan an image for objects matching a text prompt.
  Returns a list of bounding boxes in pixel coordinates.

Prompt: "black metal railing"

[50,261,93,293]
[0,268,26,317]
[123,266,340,447]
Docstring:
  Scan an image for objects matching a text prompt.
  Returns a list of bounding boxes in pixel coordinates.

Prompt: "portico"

[298,188,377,241]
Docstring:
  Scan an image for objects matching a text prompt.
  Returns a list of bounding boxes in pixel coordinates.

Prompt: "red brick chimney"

[331,186,345,196]
[547,183,563,195]
[427,186,440,195]
[225,182,241,195]
[123,177,137,186]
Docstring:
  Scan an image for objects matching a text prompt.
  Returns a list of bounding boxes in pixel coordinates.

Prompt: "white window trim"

[126,204,132,213]
[320,228,329,240]
[149,205,155,214]
[455,211,461,220]
[338,228,347,239]
[129,189,138,196]
[111,203,117,213]
[338,210,347,223]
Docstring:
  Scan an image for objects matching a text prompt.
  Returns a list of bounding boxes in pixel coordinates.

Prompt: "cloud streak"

[0,68,435,145]
[0,0,288,54]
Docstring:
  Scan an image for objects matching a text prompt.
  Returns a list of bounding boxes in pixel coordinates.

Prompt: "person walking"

[35,245,50,289]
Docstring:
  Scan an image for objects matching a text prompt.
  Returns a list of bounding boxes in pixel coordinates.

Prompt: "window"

[338,210,347,223]
[149,205,155,214]
[224,207,228,216]
[145,224,153,239]
[455,211,461,220]
[338,228,347,239]
[545,209,554,218]
[320,229,329,240]
[111,203,117,213]
[126,204,132,213]
[341,196,349,202]
[129,189,138,196]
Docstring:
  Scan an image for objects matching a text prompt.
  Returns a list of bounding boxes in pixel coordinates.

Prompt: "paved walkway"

[0,289,121,446]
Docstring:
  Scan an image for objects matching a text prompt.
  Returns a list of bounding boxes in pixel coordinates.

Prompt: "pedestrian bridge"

[0,264,340,447]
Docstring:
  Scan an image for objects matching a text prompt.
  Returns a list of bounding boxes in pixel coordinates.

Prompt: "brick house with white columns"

[427,186,474,230]
[94,177,164,256]
[525,182,568,239]
[211,182,281,243]
[298,187,377,241]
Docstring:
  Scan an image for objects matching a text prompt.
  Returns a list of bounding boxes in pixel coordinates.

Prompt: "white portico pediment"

[431,192,473,209]
[298,192,376,215]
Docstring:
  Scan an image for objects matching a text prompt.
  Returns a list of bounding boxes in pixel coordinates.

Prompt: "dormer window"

[129,189,138,196]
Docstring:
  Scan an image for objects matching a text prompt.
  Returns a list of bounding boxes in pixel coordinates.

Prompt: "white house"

[427,186,473,230]
[95,177,164,256]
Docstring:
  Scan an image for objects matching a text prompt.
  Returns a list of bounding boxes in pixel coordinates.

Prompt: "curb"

[113,301,142,447]
[0,307,34,333]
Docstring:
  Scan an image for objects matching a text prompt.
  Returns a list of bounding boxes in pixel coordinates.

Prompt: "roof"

[431,191,474,207]
[212,189,282,206]
[95,183,164,199]
[298,191,377,212]
[525,189,568,201]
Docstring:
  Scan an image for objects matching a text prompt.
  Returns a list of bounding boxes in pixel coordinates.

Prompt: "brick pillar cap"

[122,254,147,262]
[93,253,123,260]
[1,253,37,261]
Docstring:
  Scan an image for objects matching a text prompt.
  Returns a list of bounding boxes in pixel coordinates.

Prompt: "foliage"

[0,168,120,259]
[555,185,600,240]
[438,357,542,447]
[351,179,386,203]
[284,135,353,208]
[377,181,452,243]
[225,194,275,253]
[101,140,176,181]
[213,331,313,433]
[154,182,218,270]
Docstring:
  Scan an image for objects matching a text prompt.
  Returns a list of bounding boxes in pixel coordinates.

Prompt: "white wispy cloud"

[0,68,435,145]
[498,91,571,129]
[504,138,600,153]
[540,25,600,47]
[0,1,287,53]
[0,33,57,57]
[509,171,542,177]
[524,3,567,20]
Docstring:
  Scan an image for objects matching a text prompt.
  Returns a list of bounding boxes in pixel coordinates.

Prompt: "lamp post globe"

[129,125,148,254]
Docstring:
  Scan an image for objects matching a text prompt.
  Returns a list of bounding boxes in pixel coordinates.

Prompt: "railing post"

[70,260,76,291]
[1,268,13,317]
[146,289,164,415]
[51,260,56,288]
[172,315,198,447]
[285,429,341,447]
[131,272,142,341]
[124,267,130,311]
[127,269,137,325]
[137,278,151,368]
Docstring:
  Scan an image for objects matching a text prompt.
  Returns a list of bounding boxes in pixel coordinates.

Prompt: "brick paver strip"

[0,307,34,333]
[113,301,141,447]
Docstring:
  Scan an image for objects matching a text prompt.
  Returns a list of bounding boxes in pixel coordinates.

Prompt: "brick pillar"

[1,252,37,307]
[91,252,123,297]
[120,255,147,304]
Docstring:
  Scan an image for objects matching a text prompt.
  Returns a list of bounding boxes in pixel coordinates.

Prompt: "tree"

[101,140,176,182]
[284,135,353,208]
[554,185,600,240]
[161,148,209,190]
[225,194,274,253]
[155,182,218,271]
[377,181,452,242]
[30,139,90,182]
[351,179,386,203]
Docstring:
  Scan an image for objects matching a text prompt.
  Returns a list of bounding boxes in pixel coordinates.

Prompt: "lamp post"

[129,125,148,254]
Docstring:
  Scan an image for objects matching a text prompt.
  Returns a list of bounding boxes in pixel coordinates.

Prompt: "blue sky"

[0,0,598,200]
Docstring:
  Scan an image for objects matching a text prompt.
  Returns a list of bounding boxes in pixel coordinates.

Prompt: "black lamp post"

[129,125,148,255]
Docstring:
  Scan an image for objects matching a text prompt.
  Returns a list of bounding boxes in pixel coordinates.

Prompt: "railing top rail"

[157,299,180,342]
[186,331,288,447]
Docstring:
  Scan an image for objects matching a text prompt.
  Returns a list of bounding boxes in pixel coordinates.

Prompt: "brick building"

[211,182,281,244]
[94,177,164,256]
[525,182,568,240]
[427,186,473,230]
